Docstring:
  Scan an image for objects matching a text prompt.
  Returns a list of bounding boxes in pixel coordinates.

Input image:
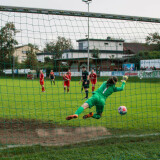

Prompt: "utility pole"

[82,0,92,72]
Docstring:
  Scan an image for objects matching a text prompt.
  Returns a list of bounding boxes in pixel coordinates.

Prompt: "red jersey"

[67,72,71,80]
[50,72,54,76]
[89,73,97,81]
[40,72,44,85]
[40,73,44,81]
[63,75,69,81]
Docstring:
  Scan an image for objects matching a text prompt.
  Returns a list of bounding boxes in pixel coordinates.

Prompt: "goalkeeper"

[66,76,128,120]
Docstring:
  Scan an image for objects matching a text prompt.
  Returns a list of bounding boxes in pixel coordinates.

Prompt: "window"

[66,54,68,59]
[22,51,29,54]
[119,43,122,46]
[104,43,109,45]
[79,43,83,50]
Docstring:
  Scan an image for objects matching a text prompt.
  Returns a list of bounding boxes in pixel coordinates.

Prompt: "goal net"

[0,6,160,147]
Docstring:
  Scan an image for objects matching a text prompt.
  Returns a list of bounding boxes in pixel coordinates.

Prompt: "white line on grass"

[0,132,160,150]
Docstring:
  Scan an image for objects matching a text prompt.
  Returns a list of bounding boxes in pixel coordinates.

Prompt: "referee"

[80,66,89,99]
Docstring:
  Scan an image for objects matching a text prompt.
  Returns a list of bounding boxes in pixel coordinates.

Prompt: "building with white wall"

[51,38,148,72]
[61,37,126,60]
[78,37,123,51]
[36,53,54,62]
[14,45,41,63]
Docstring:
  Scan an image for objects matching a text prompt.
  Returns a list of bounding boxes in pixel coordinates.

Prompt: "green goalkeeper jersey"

[94,81,126,100]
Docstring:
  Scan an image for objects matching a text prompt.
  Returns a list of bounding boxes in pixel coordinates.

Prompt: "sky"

[0,0,160,18]
[0,0,160,49]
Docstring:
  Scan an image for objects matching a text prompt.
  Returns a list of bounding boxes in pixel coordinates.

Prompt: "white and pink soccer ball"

[118,106,127,115]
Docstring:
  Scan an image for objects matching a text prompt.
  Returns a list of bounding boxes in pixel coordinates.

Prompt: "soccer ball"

[118,106,127,115]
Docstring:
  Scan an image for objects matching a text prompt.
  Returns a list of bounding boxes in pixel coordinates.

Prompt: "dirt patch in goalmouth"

[0,119,111,146]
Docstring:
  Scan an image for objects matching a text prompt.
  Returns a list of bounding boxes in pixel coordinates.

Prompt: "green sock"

[92,114,101,119]
[75,106,84,116]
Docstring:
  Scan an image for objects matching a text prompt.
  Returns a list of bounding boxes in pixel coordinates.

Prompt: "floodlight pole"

[87,2,90,73]
[82,0,92,72]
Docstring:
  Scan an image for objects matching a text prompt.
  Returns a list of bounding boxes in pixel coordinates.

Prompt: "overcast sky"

[0,0,159,49]
[0,0,160,18]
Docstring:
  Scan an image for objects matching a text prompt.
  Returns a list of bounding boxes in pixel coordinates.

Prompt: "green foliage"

[59,62,69,72]
[24,43,39,69]
[44,36,73,59]
[4,55,18,69]
[16,62,27,69]
[92,48,100,58]
[43,62,54,76]
[146,32,160,50]
[129,51,160,69]
[28,43,39,50]
[25,53,38,69]
[138,50,160,59]
[0,22,18,70]
[44,56,51,63]
[43,41,55,53]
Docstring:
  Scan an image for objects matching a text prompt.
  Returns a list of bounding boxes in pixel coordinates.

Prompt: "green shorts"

[85,93,105,114]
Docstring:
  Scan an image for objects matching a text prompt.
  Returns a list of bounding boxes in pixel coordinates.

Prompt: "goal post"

[0,5,160,149]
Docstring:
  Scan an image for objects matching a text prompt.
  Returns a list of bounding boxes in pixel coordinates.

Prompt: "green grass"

[0,77,160,159]
[0,77,160,135]
[0,136,160,160]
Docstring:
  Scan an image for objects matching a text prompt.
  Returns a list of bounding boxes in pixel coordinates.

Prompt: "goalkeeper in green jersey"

[66,76,128,120]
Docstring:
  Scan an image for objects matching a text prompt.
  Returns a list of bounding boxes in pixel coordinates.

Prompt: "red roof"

[124,43,151,54]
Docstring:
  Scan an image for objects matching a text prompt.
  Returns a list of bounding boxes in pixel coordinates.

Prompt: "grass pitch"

[0,77,159,135]
[0,77,160,159]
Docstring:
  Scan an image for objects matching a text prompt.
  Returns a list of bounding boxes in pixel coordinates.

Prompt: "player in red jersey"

[40,69,45,92]
[67,69,71,80]
[63,72,70,93]
[67,69,71,88]
[49,70,55,85]
[89,68,97,92]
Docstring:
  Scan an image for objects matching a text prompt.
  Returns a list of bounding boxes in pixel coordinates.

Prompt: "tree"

[28,43,39,51]
[0,22,18,70]
[4,56,18,69]
[92,48,100,58]
[146,32,160,50]
[44,41,55,53]
[43,36,73,59]
[129,51,160,69]
[127,33,160,69]
[44,57,51,63]
[24,43,38,69]
[25,52,38,69]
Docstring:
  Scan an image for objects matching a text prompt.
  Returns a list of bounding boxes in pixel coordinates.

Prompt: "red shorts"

[64,81,70,87]
[40,80,44,85]
[91,80,97,85]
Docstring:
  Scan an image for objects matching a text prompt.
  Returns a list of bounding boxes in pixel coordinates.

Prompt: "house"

[56,37,132,72]
[41,39,151,72]
[36,53,55,62]
[62,37,125,59]
[124,43,150,55]
[14,45,41,63]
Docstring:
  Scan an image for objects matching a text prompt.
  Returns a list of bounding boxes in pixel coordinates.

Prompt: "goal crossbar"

[0,5,160,23]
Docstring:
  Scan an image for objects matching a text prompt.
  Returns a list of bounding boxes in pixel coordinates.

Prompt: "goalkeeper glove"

[121,76,128,83]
